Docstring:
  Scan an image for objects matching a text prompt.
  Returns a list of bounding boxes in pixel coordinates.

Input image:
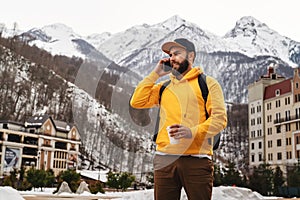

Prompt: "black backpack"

[153,74,221,150]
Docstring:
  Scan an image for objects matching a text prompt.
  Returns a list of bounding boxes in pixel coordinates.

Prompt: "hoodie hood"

[170,66,204,83]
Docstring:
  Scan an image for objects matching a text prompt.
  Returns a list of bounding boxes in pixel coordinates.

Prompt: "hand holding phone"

[162,60,172,72]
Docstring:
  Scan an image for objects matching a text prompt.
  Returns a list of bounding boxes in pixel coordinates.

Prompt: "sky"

[1,0,300,41]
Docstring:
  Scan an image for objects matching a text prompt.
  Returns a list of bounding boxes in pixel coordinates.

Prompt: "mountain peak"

[225,16,268,38]
[167,15,186,22]
[41,23,80,40]
[237,16,264,26]
[43,23,74,32]
[155,15,187,30]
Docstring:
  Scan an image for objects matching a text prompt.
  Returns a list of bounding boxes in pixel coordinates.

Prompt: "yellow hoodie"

[130,67,227,156]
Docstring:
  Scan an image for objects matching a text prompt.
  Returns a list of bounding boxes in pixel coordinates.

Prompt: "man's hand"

[168,124,192,139]
[154,58,172,77]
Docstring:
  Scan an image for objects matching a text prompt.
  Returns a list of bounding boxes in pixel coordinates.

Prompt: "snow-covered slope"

[86,15,230,63]
[85,15,300,69]
[223,16,300,67]
[24,23,85,58]
[3,15,299,68]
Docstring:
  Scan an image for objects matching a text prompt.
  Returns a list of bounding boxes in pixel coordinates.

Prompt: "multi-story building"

[264,77,293,174]
[249,65,300,175]
[248,65,285,169]
[0,114,81,176]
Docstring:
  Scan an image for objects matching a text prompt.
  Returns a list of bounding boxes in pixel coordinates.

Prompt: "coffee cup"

[167,126,179,144]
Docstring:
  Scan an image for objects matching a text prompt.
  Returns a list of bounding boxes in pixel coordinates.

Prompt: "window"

[297,122,300,130]
[296,136,300,145]
[267,115,272,123]
[277,126,281,133]
[286,124,291,132]
[259,153,263,161]
[257,105,261,113]
[296,82,299,89]
[285,110,291,121]
[268,140,273,148]
[277,139,282,147]
[251,154,255,162]
[7,134,21,143]
[259,142,262,149]
[275,89,280,96]
[268,128,272,135]
[277,152,282,160]
[267,103,272,110]
[276,100,281,107]
[268,153,273,161]
[257,129,262,137]
[55,142,67,150]
[296,108,300,119]
[251,131,255,138]
[251,143,255,150]
[285,97,291,105]
[257,117,262,125]
[276,113,281,122]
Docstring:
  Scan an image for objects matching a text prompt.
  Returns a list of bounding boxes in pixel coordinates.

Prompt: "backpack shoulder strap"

[159,80,171,104]
[199,74,222,150]
[198,74,209,119]
[153,80,171,142]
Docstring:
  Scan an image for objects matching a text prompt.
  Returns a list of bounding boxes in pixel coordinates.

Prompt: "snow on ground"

[0,187,24,200]
[0,186,283,200]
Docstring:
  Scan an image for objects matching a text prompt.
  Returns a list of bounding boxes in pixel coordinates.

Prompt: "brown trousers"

[153,154,214,200]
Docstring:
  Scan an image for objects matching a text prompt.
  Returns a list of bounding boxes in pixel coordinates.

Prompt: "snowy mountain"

[84,15,300,68]
[3,15,300,70]
[23,23,86,58]
[223,16,300,67]
[18,23,111,64]
[85,15,229,63]
[5,15,297,103]
[109,16,296,102]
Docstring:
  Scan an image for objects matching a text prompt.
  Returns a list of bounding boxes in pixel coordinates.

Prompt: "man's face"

[169,47,191,76]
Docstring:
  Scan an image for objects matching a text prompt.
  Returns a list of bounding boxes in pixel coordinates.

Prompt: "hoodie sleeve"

[130,71,162,109]
[190,76,227,140]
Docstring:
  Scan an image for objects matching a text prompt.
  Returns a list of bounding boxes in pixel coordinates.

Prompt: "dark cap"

[161,38,196,54]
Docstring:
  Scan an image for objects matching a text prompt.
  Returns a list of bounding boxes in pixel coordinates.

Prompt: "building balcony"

[274,115,300,125]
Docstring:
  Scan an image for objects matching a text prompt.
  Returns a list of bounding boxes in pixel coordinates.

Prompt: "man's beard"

[171,57,190,76]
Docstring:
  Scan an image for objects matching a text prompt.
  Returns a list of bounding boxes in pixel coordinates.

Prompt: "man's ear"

[188,52,195,62]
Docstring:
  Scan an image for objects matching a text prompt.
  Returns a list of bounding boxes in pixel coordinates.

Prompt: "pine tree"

[213,164,223,186]
[222,161,243,186]
[249,163,273,195]
[57,169,81,193]
[273,166,285,196]
[287,163,300,187]
[107,171,135,191]
[26,168,47,191]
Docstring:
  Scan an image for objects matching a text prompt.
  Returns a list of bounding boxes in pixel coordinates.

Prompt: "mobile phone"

[162,60,172,72]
